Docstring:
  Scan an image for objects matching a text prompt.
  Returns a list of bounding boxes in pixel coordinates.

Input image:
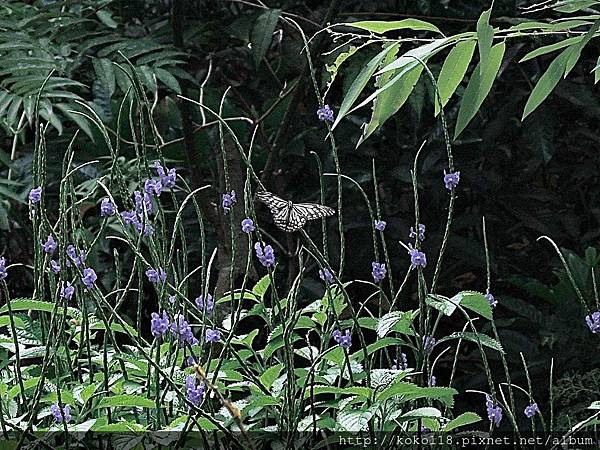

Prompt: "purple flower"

[586,311,600,333]
[485,292,498,309]
[408,245,427,269]
[205,328,221,343]
[241,218,255,233]
[185,356,196,367]
[423,335,436,354]
[486,394,503,426]
[371,262,387,283]
[332,329,351,349]
[170,315,198,345]
[61,282,75,301]
[374,220,386,231]
[51,403,72,423]
[151,311,170,337]
[134,190,154,215]
[319,268,335,284]
[420,426,432,435]
[144,179,162,197]
[66,245,85,268]
[82,268,97,289]
[195,294,214,314]
[168,295,176,304]
[145,267,166,284]
[409,224,426,241]
[42,235,57,255]
[524,403,539,418]
[29,186,42,204]
[392,353,408,370]
[185,375,205,407]
[317,104,334,122]
[222,190,236,215]
[444,170,460,190]
[155,161,176,188]
[429,375,437,387]
[0,257,8,281]
[255,242,275,268]
[100,198,116,217]
[50,260,61,274]
[121,210,138,225]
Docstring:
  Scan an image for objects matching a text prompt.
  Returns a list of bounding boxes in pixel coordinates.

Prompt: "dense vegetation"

[0,0,599,448]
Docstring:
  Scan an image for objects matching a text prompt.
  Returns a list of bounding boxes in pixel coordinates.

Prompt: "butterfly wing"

[292,203,335,221]
[273,205,307,232]
[258,190,334,232]
[257,190,288,214]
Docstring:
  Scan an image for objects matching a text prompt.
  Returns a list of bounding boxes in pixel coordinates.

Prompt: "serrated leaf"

[376,311,404,337]
[337,409,372,431]
[401,407,441,419]
[451,291,493,320]
[443,412,482,431]
[96,394,155,409]
[435,40,476,115]
[0,299,80,318]
[344,19,441,35]
[252,274,271,299]
[455,41,505,137]
[437,331,504,353]
[260,364,283,390]
[250,9,281,68]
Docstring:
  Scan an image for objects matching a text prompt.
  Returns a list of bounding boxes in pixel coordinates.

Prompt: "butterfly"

[257,190,335,232]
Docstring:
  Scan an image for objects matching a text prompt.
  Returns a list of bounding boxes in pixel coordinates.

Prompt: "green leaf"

[96,10,118,29]
[337,409,372,431]
[306,385,372,399]
[522,47,571,120]
[0,299,80,318]
[252,274,271,299]
[476,5,494,76]
[358,63,423,146]
[437,331,505,353]
[259,364,283,390]
[96,394,155,409]
[520,36,582,63]
[93,58,116,97]
[435,40,476,115]
[455,41,505,138]
[426,294,457,316]
[155,68,181,94]
[351,337,405,361]
[452,291,493,320]
[332,43,400,128]
[565,19,600,76]
[376,311,405,337]
[401,407,442,419]
[250,9,281,68]
[377,382,457,407]
[443,412,482,431]
[593,55,600,83]
[344,19,441,35]
[81,383,98,404]
[589,401,600,409]
[554,0,599,13]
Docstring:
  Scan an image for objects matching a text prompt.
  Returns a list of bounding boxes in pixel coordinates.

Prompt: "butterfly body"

[257,190,335,232]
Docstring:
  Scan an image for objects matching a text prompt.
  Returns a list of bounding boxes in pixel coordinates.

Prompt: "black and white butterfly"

[257,190,335,232]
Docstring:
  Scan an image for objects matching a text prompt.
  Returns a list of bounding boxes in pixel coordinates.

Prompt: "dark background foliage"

[1,0,599,429]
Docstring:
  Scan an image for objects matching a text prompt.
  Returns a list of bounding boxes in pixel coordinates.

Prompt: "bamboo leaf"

[455,41,505,137]
[522,47,572,120]
[332,43,400,128]
[344,19,441,35]
[435,40,477,115]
